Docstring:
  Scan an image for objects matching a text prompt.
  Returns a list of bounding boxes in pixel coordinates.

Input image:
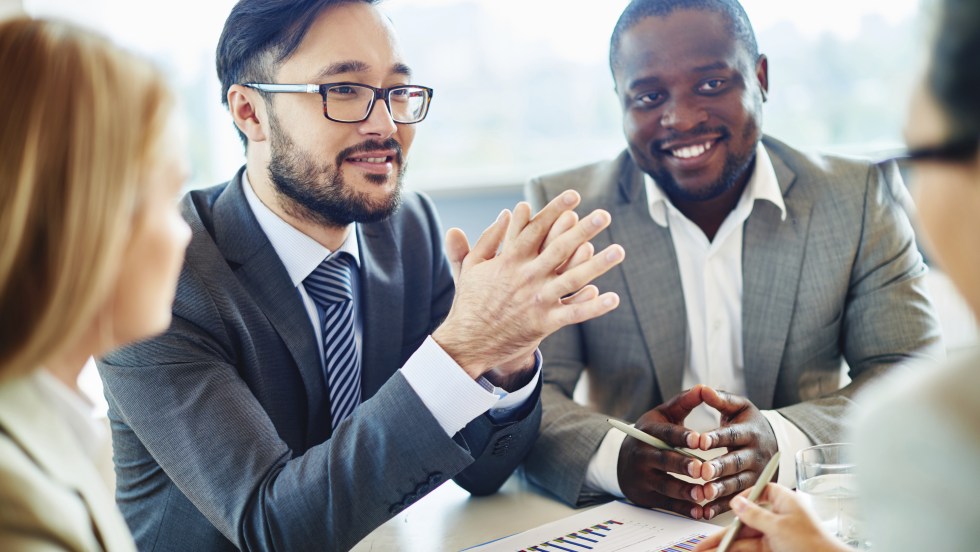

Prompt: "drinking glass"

[796,443,870,550]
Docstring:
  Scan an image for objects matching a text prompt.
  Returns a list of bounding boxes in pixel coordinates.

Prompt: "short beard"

[266,113,405,229]
[648,123,759,203]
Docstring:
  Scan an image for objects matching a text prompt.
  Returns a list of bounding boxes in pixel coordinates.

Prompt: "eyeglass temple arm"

[243,83,320,94]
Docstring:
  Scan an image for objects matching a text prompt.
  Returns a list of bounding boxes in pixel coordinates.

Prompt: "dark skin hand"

[696,386,779,519]
[617,385,708,519]
[618,385,779,520]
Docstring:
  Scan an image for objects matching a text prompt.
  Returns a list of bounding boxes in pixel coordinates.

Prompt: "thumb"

[730,494,779,533]
[444,227,470,282]
[700,385,747,416]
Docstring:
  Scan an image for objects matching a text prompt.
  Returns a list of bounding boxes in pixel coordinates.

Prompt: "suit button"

[492,434,514,456]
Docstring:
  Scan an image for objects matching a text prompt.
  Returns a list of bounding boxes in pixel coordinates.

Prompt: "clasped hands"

[618,384,779,520]
[433,190,625,387]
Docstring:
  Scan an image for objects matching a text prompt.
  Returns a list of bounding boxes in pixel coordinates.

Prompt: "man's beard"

[267,114,405,229]
[647,123,759,203]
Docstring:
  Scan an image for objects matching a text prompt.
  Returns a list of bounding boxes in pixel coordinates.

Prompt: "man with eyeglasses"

[523,0,944,523]
[96,1,625,550]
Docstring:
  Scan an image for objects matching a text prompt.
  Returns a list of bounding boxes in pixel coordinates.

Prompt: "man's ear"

[756,54,769,102]
[227,84,269,143]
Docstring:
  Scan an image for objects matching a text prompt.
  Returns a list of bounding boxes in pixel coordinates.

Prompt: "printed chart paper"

[468,501,719,552]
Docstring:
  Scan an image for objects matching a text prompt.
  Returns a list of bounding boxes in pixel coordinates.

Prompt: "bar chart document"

[468,501,718,552]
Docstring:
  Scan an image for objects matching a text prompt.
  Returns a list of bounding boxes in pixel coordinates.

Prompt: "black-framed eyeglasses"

[243,82,434,124]
[879,135,978,164]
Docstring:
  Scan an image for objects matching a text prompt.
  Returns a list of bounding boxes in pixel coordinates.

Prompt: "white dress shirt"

[585,144,811,495]
[242,173,539,437]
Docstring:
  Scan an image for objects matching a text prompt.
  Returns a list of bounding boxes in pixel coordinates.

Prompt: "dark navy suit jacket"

[99,169,541,551]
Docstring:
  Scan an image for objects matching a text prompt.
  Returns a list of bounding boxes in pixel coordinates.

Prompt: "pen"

[716,450,781,552]
[606,418,707,461]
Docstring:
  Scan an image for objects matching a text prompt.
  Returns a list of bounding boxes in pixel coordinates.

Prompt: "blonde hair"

[0,18,174,381]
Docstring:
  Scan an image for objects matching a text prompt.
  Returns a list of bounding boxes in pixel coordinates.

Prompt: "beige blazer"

[0,374,135,552]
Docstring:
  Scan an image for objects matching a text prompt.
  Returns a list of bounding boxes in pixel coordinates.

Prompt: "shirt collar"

[644,142,787,228]
[31,368,106,464]
[242,170,361,288]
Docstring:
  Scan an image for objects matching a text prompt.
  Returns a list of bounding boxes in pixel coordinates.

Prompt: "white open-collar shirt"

[586,144,810,494]
[242,172,539,437]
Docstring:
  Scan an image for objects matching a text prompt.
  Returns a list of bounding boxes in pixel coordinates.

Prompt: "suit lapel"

[741,143,813,408]
[613,160,688,400]
[211,173,326,424]
[356,219,405,399]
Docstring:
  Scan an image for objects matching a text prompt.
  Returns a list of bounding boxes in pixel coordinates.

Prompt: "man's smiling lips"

[657,135,724,170]
[344,150,397,175]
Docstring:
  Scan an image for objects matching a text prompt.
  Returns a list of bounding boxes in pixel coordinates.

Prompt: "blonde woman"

[0,18,190,551]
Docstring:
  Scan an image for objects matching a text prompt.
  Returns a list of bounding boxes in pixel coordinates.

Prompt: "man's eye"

[329,86,358,96]
[634,92,664,108]
[698,79,726,92]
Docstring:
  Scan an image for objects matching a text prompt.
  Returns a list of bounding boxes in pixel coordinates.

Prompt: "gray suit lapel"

[742,143,813,408]
[357,219,405,400]
[211,173,326,416]
[614,160,687,400]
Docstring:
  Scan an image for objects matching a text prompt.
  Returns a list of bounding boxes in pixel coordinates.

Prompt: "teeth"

[352,157,387,163]
[671,141,713,159]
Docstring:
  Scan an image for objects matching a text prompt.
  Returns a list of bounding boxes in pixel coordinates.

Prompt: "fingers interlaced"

[512,191,580,252]
[468,209,510,265]
[546,244,623,299]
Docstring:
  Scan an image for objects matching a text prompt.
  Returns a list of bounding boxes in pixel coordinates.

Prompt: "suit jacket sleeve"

[775,159,944,443]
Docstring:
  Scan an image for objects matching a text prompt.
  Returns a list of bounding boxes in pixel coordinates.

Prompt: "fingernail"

[562,192,577,205]
[733,496,749,513]
[690,487,700,501]
[704,507,714,520]
[691,507,701,520]
[591,212,607,227]
[601,294,617,307]
[688,461,700,478]
[605,247,621,262]
[496,209,508,222]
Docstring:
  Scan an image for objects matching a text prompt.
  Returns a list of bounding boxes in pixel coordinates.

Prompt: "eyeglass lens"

[324,84,428,123]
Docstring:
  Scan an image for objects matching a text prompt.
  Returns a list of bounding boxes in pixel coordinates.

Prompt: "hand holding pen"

[612,386,713,519]
[693,469,850,552]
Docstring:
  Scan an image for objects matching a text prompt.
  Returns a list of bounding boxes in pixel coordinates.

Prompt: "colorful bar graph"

[659,533,708,552]
[524,519,626,552]
[511,516,707,552]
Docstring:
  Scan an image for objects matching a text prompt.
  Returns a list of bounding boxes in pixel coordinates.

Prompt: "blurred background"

[16,0,930,194]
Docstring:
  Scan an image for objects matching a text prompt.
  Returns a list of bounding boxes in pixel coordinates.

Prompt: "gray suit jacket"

[98,170,541,551]
[523,136,943,506]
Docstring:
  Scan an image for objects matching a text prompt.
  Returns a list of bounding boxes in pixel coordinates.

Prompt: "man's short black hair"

[930,0,980,138]
[609,0,759,77]
[216,0,379,145]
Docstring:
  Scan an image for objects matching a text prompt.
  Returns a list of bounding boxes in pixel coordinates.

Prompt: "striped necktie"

[303,253,361,430]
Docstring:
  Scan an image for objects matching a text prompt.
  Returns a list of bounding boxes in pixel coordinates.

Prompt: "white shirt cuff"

[485,349,541,422]
[584,427,627,497]
[760,409,814,488]
[400,336,499,436]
